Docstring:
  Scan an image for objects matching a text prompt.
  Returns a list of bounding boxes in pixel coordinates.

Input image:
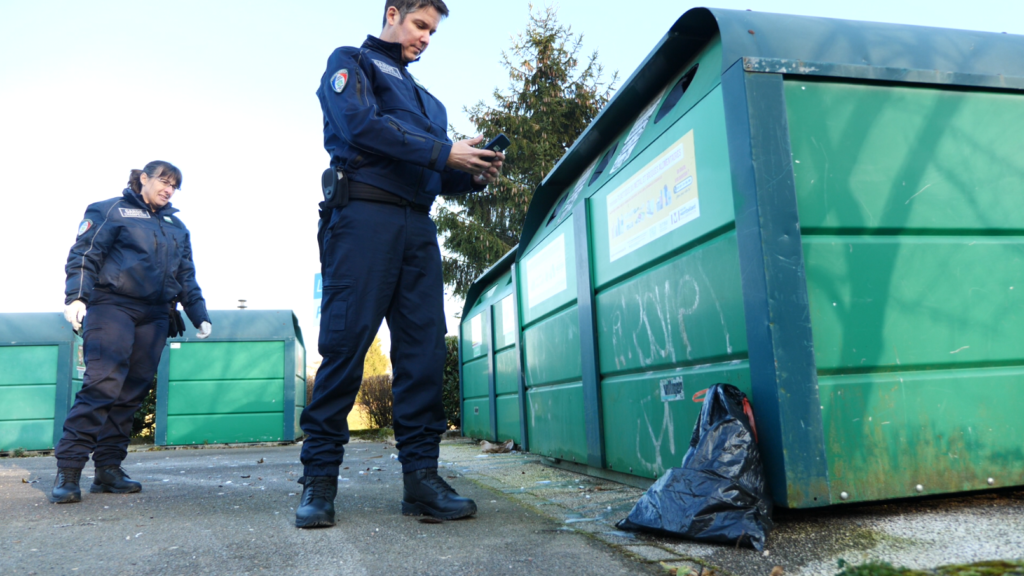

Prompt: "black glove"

[168,301,186,338]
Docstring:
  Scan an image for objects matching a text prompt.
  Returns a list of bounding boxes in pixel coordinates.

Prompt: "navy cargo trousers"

[55,297,168,469]
[300,200,448,477]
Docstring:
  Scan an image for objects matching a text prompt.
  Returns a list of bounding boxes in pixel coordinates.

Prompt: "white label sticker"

[526,234,567,309]
[170,342,181,349]
[470,314,483,348]
[610,88,666,174]
[501,297,515,338]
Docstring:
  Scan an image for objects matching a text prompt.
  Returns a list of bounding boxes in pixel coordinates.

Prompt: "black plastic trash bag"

[616,383,773,550]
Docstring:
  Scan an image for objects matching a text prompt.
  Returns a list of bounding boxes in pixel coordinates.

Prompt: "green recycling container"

[0,313,78,452]
[474,8,1024,506]
[155,310,306,446]
[459,248,527,447]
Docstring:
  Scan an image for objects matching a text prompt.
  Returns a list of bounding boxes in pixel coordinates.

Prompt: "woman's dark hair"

[128,160,182,194]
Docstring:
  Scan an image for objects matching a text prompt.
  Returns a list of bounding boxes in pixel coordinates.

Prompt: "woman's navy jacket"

[316,35,478,206]
[64,188,210,327]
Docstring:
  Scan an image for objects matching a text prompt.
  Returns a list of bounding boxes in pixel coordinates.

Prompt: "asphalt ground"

[3,439,1023,576]
[0,442,658,576]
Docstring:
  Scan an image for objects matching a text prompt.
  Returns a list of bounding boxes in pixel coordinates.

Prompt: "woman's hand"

[197,321,212,339]
[64,300,87,332]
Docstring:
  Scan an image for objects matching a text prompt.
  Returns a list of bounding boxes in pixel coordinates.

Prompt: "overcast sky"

[1,0,1020,363]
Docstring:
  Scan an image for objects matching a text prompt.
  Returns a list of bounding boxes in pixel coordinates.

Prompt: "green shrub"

[131,385,156,440]
[12,448,25,458]
[357,374,394,430]
[442,336,461,429]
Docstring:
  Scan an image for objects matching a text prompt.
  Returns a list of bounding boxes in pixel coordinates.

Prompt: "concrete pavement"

[3,438,1024,575]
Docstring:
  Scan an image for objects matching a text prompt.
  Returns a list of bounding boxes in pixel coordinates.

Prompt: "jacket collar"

[121,188,178,215]
[361,35,417,66]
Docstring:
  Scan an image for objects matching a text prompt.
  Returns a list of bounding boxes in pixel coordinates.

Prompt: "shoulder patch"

[77,219,93,237]
[118,207,152,219]
[372,59,403,80]
[330,69,349,93]
[163,216,174,223]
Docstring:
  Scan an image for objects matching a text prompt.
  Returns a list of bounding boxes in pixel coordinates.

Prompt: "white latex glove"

[197,321,212,339]
[64,300,87,332]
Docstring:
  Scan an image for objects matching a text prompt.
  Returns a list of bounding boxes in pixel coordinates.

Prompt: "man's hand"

[64,300,87,332]
[447,135,499,175]
[472,147,505,187]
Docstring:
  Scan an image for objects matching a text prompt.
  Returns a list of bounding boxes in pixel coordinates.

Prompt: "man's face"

[382,6,440,63]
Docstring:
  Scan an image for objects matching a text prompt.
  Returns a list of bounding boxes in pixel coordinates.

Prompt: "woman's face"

[139,171,178,209]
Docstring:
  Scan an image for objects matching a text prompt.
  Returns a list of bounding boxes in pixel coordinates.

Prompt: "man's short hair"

[382,0,449,28]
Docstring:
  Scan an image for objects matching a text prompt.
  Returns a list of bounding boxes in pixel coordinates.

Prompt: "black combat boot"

[91,465,142,494]
[50,468,83,504]
[402,468,477,520]
[295,475,337,528]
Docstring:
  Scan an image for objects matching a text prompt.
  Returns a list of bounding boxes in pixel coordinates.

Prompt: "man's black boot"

[295,475,337,528]
[50,468,83,504]
[91,465,142,494]
[402,468,477,520]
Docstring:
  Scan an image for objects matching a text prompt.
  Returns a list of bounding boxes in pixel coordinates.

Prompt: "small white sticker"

[526,234,567,309]
[170,343,181,349]
[610,88,666,174]
[501,297,515,338]
[660,377,685,402]
[470,314,483,348]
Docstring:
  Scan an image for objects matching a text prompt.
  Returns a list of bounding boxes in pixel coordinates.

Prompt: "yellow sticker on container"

[606,129,699,262]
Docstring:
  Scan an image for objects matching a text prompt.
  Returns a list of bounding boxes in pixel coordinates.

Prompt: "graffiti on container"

[607,262,732,371]
[635,395,677,475]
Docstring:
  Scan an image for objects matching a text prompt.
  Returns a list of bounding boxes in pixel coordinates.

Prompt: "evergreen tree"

[435,6,617,298]
[363,336,390,377]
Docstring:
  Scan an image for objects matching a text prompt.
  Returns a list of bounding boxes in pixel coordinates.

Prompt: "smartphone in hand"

[483,133,511,153]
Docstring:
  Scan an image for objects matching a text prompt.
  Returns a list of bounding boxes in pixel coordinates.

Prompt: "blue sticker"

[77,219,93,236]
[331,69,349,93]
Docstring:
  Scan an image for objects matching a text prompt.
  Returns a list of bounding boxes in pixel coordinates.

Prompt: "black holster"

[321,167,349,209]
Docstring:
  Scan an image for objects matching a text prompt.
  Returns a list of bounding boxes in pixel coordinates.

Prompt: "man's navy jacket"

[64,189,210,328]
[317,35,479,206]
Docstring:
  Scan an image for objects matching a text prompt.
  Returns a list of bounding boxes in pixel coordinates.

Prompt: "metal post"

[573,202,605,469]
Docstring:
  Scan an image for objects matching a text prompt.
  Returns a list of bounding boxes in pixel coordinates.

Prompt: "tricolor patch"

[77,219,93,237]
[331,69,349,93]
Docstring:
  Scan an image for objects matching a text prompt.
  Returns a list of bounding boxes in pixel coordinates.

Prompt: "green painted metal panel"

[787,81,1024,232]
[295,375,306,408]
[805,237,1024,371]
[602,361,752,479]
[0,420,54,451]
[520,218,578,326]
[496,394,522,445]
[0,346,58,385]
[165,413,283,445]
[462,357,489,399]
[494,348,518,395]
[168,342,284,381]
[596,232,746,376]
[460,310,489,362]
[166,380,285,416]
[590,87,734,289]
[493,294,518,350]
[462,397,491,440]
[522,306,581,387]
[526,383,587,463]
[0,385,57,421]
[820,367,1024,503]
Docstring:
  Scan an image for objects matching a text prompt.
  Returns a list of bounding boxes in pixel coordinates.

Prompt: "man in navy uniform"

[296,0,504,528]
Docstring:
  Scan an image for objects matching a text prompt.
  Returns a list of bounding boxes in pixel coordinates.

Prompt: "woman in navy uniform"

[51,160,212,503]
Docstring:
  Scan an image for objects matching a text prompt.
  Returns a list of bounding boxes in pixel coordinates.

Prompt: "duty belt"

[349,182,432,214]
